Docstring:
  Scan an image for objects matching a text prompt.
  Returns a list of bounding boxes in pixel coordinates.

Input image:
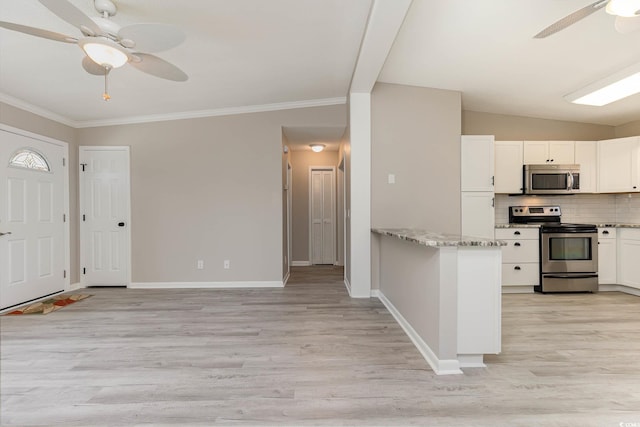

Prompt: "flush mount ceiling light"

[565,62,640,106]
[606,0,640,17]
[310,144,326,153]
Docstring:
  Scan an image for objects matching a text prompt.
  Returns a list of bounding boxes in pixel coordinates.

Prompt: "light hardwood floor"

[1,266,639,426]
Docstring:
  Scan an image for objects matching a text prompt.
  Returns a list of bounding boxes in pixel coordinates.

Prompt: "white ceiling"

[0,0,639,139]
[380,0,640,127]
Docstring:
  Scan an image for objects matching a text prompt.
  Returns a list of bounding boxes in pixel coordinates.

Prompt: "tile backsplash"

[495,193,640,224]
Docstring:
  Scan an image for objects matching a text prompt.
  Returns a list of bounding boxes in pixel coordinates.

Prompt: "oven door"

[541,232,598,273]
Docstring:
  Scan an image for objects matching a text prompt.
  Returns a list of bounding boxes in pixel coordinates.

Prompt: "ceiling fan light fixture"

[310,144,325,153]
[79,38,129,68]
[565,62,640,106]
[605,0,640,17]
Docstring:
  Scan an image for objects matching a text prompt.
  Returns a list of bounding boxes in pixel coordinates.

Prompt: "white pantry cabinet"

[494,141,523,194]
[461,192,495,238]
[618,229,640,290]
[574,141,598,193]
[597,228,616,285]
[524,141,575,165]
[598,137,640,193]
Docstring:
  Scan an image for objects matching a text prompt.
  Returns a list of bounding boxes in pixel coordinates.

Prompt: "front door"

[0,127,67,310]
[79,146,131,286]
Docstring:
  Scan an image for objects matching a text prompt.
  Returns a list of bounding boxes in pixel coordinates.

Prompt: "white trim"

[129,281,285,289]
[69,282,84,291]
[291,261,312,267]
[1,94,346,129]
[501,285,535,294]
[282,272,290,286]
[599,284,640,297]
[344,277,352,296]
[308,166,336,266]
[0,124,71,300]
[376,290,463,375]
[458,354,486,368]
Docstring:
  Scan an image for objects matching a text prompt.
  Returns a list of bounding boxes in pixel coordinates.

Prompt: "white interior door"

[0,127,67,309]
[79,146,131,286]
[310,168,335,265]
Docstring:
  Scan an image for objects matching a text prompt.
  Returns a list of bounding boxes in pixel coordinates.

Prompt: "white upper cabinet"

[523,141,575,164]
[461,135,495,192]
[574,141,597,193]
[494,141,523,194]
[597,137,640,193]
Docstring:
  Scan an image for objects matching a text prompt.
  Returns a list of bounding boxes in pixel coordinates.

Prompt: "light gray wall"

[371,82,462,233]
[0,102,80,283]
[462,110,616,140]
[615,119,640,138]
[290,150,339,263]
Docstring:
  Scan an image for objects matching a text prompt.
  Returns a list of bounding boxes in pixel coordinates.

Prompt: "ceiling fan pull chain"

[102,65,111,101]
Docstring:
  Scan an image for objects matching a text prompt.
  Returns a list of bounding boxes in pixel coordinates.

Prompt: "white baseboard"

[375,290,463,375]
[599,284,640,297]
[129,281,284,289]
[283,272,291,286]
[291,261,311,267]
[333,261,344,266]
[458,354,486,368]
[502,286,534,294]
[344,277,352,296]
[68,282,84,291]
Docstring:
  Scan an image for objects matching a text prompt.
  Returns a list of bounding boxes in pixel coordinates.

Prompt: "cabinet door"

[461,135,495,192]
[618,239,640,289]
[598,137,640,193]
[494,141,523,194]
[597,238,616,284]
[548,141,575,164]
[575,141,597,193]
[461,192,494,239]
[523,141,549,164]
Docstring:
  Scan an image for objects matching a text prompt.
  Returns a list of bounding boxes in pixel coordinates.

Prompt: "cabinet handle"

[514,231,521,235]
[491,176,495,186]
[514,242,521,247]
[550,159,554,162]
[514,266,521,270]
[491,197,495,207]
[602,230,609,235]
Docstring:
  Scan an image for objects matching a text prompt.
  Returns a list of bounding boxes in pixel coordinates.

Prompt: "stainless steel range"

[509,206,598,293]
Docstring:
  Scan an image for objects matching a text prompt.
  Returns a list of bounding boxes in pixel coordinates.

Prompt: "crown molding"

[0,94,347,129]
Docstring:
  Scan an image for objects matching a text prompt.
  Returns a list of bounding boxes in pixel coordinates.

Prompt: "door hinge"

[63,158,66,167]
[83,268,86,275]
[63,270,67,278]
[80,163,87,172]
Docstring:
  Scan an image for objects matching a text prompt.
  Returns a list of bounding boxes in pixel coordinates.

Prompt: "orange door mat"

[3,294,92,315]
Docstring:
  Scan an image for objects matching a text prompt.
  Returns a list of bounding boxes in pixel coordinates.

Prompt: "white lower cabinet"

[597,228,617,285]
[618,229,640,290]
[496,228,539,290]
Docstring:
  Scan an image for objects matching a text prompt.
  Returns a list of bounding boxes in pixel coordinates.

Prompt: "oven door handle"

[544,274,598,279]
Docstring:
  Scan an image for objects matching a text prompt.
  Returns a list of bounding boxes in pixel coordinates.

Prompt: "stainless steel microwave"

[523,164,580,195]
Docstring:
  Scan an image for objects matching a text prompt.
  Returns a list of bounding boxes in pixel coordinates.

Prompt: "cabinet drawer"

[495,228,539,240]
[501,240,539,263]
[618,228,640,241]
[598,228,616,239]
[502,263,539,286]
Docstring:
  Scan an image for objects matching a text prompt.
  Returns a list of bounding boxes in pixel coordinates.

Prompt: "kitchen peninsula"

[371,228,505,375]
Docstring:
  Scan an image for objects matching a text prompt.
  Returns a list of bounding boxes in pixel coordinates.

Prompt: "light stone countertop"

[594,223,640,228]
[495,224,541,229]
[496,223,640,229]
[372,228,506,247]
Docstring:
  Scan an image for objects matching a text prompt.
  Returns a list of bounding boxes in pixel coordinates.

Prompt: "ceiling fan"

[0,0,188,100]
[534,0,640,38]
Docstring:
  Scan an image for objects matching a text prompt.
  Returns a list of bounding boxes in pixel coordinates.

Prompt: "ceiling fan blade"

[0,21,77,43]
[615,15,640,33]
[534,0,609,38]
[129,53,188,82]
[38,0,102,36]
[118,23,186,53]
[82,56,110,76]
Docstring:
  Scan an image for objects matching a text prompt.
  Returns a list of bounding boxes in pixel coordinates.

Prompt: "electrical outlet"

[197,260,204,270]
[224,260,230,269]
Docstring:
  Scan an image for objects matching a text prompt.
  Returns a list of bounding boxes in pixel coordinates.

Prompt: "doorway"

[79,146,131,286]
[0,125,69,310]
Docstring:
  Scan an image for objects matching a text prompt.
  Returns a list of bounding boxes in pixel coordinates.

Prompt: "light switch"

[388,173,396,184]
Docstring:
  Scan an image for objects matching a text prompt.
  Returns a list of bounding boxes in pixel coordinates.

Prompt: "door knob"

[117,222,125,227]
[0,231,12,236]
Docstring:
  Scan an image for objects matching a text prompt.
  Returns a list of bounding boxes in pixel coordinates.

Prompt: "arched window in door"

[8,148,50,172]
